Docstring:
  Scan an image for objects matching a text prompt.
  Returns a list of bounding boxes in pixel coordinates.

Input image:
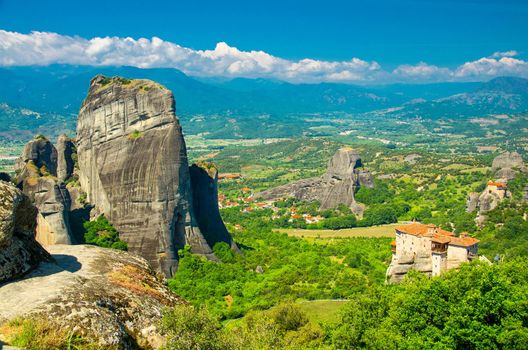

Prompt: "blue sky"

[1,0,527,83]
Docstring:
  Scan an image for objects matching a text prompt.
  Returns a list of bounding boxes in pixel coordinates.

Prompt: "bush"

[321,215,357,230]
[161,305,228,350]
[83,215,128,251]
[270,302,308,332]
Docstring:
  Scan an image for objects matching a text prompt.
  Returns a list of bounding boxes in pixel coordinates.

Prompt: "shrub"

[128,130,144,140]
[161,305,228,350]
[83,215,127,251]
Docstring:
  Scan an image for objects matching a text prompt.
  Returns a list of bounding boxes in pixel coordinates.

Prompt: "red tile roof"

[396,223,478,247]
[396,223,454,237]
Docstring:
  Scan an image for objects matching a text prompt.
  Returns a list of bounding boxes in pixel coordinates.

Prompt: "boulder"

[75,76,218,276]
[0,181,51,284]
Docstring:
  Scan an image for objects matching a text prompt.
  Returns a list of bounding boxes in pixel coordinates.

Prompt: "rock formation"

[466,192,480,213]
[0,181,51,284]
[466,152,526,219]
[256,148,374,215]
[386,251,432,284]
[14,137,74,245]
[467,181,511,221]
[491,151,526,181]
[56,134,75,182]
[0,244,182,348]
[190,162,239,251]
[75,76,219,276]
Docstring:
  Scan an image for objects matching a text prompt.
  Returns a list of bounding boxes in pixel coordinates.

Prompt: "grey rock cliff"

[15,137,57,186]
[491,151,526,172]
[466,192,480,213]
[190,162,239,252]
[15,138,73,245]
[256,148,374,214]
[56,134,75,182]
[386,252,432,284]
[76,76,215,276]
[0,181,51,284]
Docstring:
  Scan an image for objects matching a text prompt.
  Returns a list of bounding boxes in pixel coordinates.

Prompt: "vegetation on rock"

[83,215,128,251]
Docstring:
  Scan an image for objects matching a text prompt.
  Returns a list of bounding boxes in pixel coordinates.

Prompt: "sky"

[1,0,528,84]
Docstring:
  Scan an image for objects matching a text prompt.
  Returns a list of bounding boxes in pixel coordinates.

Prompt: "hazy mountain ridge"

[1,65,528,140]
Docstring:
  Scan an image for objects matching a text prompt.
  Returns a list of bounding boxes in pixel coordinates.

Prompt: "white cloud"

[0,30,527,84]
[491,50,519,58]
[392,62,452,81]
[454,56,528,79]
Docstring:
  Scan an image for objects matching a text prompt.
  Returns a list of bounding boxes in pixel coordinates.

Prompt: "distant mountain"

[0,65,528,140]
[394,77,528,118]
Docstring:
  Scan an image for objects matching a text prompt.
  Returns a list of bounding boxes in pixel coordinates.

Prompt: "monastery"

[386,222,479,284]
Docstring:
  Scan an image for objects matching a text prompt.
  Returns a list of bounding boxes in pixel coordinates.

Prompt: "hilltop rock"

[14,137,57,186]
[76,76,218,276]
[256,148,374,214]
[491,151,526,181]
[0,244,182,348]
[56,134,75,182]
[14,137,74,246]
[491,151,526,172]
[190,162,239,252]
[0,181,51,284]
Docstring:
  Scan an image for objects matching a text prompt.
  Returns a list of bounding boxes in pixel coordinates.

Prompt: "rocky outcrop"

[386,251,432,284]
[0,181,51,284]
[0,244,182,348]
[56,134,75,182]
[492,151,526,172]
[14,137,74,245]
[466,192,480,213]
[75,76,218,276]
[256,148,374,214]
[491,151,526,181]
[190,162,239,251]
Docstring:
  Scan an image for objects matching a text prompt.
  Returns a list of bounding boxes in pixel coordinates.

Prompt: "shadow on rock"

[25,254,82,279]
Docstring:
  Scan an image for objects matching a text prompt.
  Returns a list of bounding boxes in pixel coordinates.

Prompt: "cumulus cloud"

[392,62,452,81]
[0,30,527,83]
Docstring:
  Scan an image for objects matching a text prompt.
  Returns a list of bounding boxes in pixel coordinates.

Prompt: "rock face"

[0,244,182,348]
[0,181,51,284]
[14,137,74,245]
[56,134,75,182]
[491,151,526,181]
[386,251,432,284]
[491,151,526,173]
[76,76,217,276]
[466,192,480,213]
[15,137,58,180]
[190,162,239,251]
[256,148,374,214]
[467,182,510,217]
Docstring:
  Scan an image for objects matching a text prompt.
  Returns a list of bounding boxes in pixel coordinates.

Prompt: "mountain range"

[1,65,528,140]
